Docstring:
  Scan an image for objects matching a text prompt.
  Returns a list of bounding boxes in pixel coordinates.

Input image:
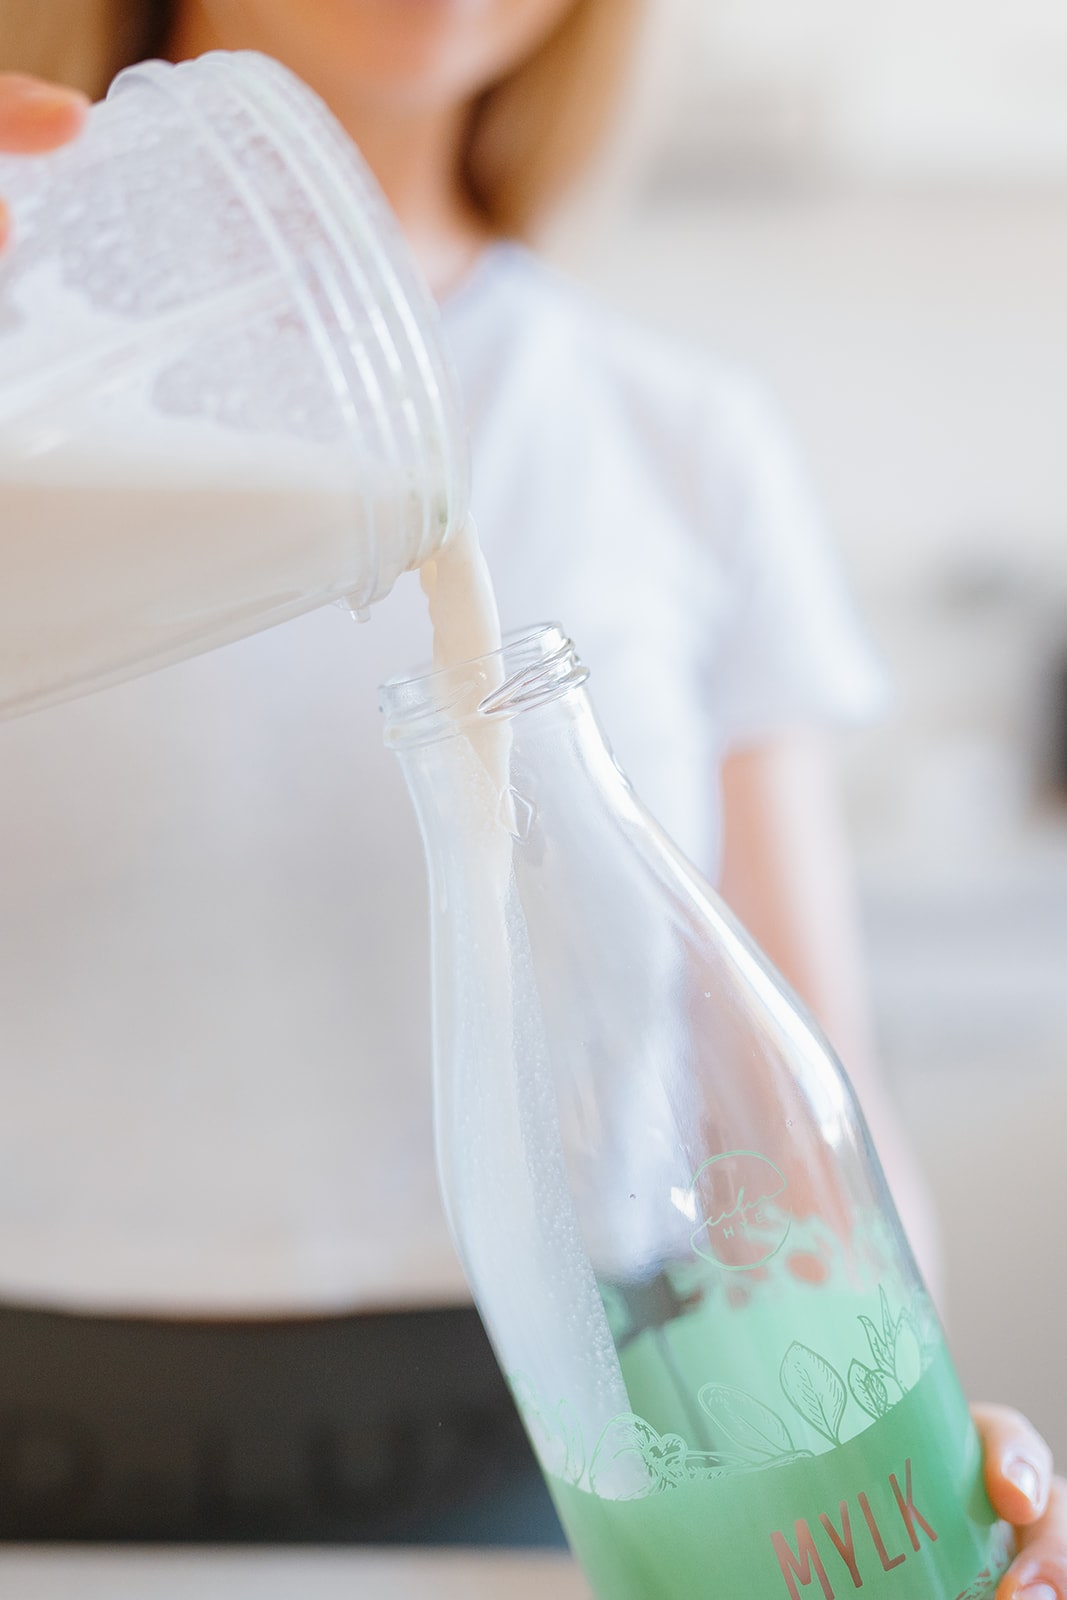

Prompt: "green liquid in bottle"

[516,1253,1010,1600]
[548,1348,1005,1599]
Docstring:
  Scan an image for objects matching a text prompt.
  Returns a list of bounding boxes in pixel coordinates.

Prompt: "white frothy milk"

[419,517,502,675]
[0,430,445,721]
[416,526,635,1456]
[419,517,508,795]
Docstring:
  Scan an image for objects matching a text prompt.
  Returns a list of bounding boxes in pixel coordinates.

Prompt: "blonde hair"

[0,0,651,239]
[0,0,170,102]
[468,0,649,238]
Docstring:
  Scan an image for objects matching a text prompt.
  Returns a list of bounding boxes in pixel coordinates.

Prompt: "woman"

[0,1,1064,1585]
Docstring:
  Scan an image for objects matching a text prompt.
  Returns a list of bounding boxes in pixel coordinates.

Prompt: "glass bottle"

[381,624,1010,1600]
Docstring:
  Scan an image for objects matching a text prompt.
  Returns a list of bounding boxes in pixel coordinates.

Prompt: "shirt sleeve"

[699,367,892,752]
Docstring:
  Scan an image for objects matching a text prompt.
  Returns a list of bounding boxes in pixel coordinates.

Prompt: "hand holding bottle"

[0,73,88,248]
[973,1405,1065,1599]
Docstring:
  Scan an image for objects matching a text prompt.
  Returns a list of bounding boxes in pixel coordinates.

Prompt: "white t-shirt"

[0,245,886,1314]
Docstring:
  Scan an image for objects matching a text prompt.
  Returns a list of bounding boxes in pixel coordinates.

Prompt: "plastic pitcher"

[0,50,469,719]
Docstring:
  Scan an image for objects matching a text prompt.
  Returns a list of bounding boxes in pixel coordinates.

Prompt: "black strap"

[0,1301,564,1545]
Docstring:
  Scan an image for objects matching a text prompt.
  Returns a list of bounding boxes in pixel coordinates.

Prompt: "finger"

[0,196,8,254]
[974,1403,1054,1527]
[996,1475,1067,1599]
[0,74,89,155]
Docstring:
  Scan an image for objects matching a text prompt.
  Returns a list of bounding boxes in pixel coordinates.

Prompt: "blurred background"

[567,0,1067,1457]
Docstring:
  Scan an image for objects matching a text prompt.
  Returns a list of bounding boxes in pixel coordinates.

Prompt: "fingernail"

[1005,1456,1043,1507]
[1017,1584,1057,1599]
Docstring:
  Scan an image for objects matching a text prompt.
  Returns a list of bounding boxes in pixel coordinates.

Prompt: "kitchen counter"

[0,1547,589,1598]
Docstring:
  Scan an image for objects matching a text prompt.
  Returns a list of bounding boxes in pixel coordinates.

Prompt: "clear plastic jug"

[0,50,469,719]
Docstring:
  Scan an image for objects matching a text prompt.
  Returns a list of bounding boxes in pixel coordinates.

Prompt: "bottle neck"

[380,624,588,747]
[380,624,627,866]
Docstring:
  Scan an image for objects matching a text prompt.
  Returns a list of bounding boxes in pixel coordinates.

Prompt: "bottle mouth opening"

[380,622,589,748]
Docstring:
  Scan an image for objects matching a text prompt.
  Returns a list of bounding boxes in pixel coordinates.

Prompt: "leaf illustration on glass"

[858,1314,894,1375]
[509,1374,586,1485]
[589,1414,688,1498]
[893,1314,923,1392]
[880,1285,898,1353]
[698,1383,796,1463]
[643,1430,691,1488]
[780,1344,847,1444]
[557,1398,586,1485]
[688,1445,811,1477]
[848,1360,900,1419]
[678,1449,734,1483]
